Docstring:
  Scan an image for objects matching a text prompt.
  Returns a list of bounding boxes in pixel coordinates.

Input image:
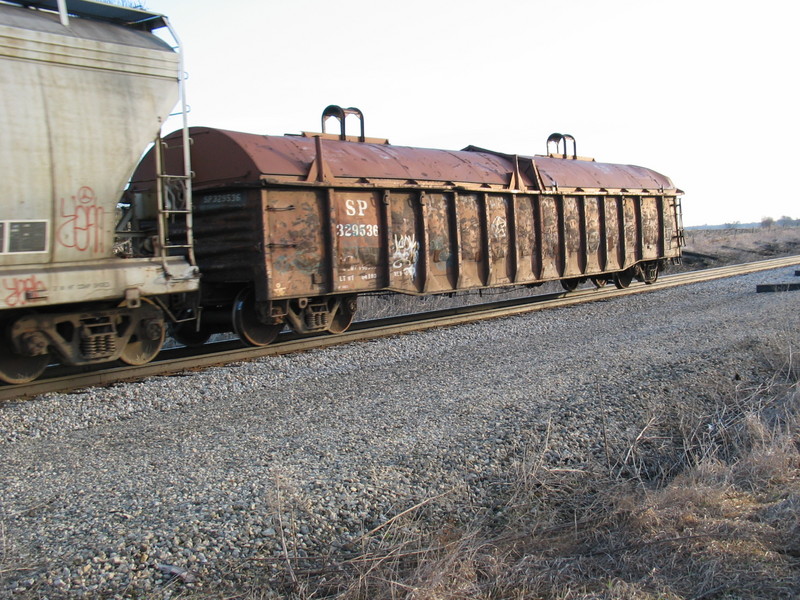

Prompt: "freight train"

[0,1,683,384]
[130,108,684,348]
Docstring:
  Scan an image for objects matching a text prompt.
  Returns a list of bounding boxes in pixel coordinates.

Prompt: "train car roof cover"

[2,0,168,30]
[531,156,676,192]
[145,127,678,194]
[177,128,530,188]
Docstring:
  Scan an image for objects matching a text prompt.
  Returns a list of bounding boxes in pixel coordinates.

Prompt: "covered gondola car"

[132,106,683,347]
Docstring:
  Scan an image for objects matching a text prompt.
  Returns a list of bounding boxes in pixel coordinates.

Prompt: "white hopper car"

[0,0,198,383]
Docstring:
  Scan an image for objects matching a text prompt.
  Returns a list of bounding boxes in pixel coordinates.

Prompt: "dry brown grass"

[233,339,800,600]
[678,225,800,271]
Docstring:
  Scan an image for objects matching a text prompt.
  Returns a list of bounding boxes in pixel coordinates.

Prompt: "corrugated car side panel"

[455,193,485,288]
[562,196,583,278]
[664,195,682,256]
[539,197,560,280]
[424,192,458,293]
[486,195,513,286]
[264,188,326,300]
[584,197,603,274]
[641,197,661,261]
[604,197,623,272]
[388,191,423,293]
[622,197,638,268]
[514,196,537,283]
[331,190,382,293]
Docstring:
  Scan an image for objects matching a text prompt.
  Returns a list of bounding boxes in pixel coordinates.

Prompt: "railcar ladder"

[154,16,196,278]
[675,195,686,248]
[154,134,195,273]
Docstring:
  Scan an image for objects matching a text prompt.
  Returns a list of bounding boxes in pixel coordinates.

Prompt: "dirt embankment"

[678,226,800,271]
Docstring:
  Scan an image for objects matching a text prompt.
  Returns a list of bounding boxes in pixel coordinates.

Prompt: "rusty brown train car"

[131,106,684,347]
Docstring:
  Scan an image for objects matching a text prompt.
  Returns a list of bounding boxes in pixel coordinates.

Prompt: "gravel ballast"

[1,266,798,598]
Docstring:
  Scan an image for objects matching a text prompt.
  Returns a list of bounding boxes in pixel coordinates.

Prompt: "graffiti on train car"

[57,186,105,253]
[2,274,46,307]
[391,233,418,278]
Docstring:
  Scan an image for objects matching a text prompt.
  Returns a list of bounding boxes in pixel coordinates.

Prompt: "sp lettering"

[344,198,369,217]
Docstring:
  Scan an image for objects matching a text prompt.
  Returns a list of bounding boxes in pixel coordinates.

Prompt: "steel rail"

[2,255,799,402]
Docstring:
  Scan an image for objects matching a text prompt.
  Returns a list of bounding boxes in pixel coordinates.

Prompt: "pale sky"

[145,0,798,227]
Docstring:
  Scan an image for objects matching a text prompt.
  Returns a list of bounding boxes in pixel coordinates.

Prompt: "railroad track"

[3,255,799,401]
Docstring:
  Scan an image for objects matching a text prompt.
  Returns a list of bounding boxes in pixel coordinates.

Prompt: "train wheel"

[590,276,608,289]
[328,295,357,334]
[641,262,659,284]
[0,343,50,385]
[613,269,634,289]
[119,298,166,366]
[560,278,581,292]
[232,288,282,346]
[169,321,212,347]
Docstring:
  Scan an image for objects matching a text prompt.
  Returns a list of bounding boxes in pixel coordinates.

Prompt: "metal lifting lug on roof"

[321,105,365,142]
[547,133,577,159]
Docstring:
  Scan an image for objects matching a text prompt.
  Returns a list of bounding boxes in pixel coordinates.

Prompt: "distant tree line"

[761,216,799,229]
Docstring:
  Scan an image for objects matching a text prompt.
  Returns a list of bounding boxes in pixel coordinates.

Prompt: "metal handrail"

[154,16,195,276]
[321,105,365,142]
[546,133,577,159]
